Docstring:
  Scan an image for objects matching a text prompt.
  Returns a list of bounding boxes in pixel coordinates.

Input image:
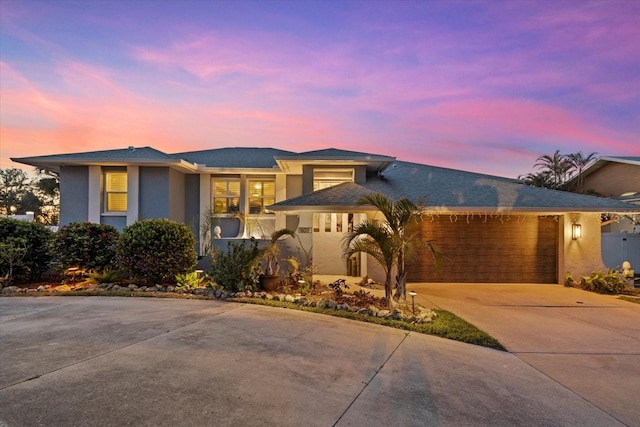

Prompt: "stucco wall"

[59,166,89,226]
[168,168,185,223]
[562,212,606,279]
[583,163,640,197]
[139,167,169,219]
[185,174,200,241]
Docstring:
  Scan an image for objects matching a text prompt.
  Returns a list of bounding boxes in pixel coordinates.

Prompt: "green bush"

[116,219,197,284]
[87,268,126,284]
[566,270,629,294]
[210,239,262,292]
[175,271,202,291]
[54,222,119,271]
[0,218,54,283]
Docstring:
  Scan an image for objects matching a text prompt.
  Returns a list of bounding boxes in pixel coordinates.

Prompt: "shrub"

[116,219,197,284]
[175,271,202,291]
[54,222,119,271]
[566,269,629,294]
[0,218,54,283]
[87,268,126,284]
[210,239,262,292]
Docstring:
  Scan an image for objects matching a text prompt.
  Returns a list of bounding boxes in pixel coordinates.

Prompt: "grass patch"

[618,295,640,304]
[229,297,506,351]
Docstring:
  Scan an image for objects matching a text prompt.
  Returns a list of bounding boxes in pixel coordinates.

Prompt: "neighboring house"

[13,147,640,284]
[573,156,640,269]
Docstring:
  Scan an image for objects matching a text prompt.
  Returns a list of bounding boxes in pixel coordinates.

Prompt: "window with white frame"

[104,170,127,212]
[313,169,354,191]
[248,179,275,214]
[212,178,240,214]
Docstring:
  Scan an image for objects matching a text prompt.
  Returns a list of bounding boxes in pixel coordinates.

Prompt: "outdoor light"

[409,291,417,315]
[572,223,582,240]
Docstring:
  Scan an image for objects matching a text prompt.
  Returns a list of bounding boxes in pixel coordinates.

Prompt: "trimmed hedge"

[0,218,54,283]
[116,219,197,284]
[54,222,119,271]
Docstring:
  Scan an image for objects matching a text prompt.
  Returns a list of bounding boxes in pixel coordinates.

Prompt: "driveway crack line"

[0,304,245,391]
[332,331,410,427]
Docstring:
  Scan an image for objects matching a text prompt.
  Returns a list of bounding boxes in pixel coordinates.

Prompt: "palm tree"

[566,151,597,193]
[534,150,572,189]
[518,171,554,188]
[343,219,400,305]
[344,193,439,305]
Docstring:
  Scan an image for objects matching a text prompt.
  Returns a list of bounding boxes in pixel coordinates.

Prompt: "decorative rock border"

[1,282,437,324]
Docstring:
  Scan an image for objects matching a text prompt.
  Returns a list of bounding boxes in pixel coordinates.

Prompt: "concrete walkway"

[0,296,633,426]
[407,283,640,427]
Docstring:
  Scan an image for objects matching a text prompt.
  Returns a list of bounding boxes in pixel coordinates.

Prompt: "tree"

[344,193,439,306]
[534,150,572,189]
[520,151,598,194]
[0,168,59,225]
[0,168,29,215]
[518,171,554,189]
[343,217,400,305]
[566,151,597,193]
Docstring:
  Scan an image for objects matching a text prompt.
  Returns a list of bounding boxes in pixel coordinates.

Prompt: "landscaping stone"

[357,307,373,316]
[1,278,434,327]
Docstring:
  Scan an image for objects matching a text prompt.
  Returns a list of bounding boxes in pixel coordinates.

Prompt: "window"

[104,170,127,212]
[212,179,240,214]
[313,169,354,191]
[248,179,275,214]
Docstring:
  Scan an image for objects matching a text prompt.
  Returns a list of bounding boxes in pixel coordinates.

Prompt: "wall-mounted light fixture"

[572,223,582,240]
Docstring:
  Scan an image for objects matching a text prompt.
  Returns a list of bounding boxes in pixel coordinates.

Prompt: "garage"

[408,215,558,283]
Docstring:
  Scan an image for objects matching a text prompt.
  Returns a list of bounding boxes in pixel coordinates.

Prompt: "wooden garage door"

[407,215,558,283]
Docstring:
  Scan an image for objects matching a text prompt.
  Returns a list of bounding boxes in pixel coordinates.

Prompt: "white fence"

[602,232,640,270]
[0,212,35,222]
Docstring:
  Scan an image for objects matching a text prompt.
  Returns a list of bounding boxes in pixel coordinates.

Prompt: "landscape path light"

[409,291,417,315]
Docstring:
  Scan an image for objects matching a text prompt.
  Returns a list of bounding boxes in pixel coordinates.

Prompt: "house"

[13,147,640,284]
[573,156,640,269]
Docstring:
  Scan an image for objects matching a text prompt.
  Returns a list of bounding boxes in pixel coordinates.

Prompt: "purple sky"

[1,0,639,178]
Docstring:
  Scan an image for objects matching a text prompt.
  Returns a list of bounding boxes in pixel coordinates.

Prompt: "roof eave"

[11,157,198,173]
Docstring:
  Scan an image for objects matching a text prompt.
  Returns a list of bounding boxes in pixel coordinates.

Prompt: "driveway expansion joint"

[332,331,410,426]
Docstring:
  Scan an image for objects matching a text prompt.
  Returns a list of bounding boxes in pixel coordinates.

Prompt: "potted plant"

[259,228,296,291]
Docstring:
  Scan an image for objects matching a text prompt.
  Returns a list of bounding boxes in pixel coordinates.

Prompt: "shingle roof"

[173,147,295,168]
[294,148,395,160]
[11,147,180,171]
[270,160,640,212]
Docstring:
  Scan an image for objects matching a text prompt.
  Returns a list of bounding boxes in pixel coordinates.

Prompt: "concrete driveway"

[409,284,640,427]
[0,295,634,426]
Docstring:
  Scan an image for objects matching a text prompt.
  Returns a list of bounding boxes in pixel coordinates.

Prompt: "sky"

[1,0,639,179]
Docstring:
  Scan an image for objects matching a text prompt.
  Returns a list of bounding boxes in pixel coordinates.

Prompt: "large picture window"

[248,179,275,214]
[213,179,240,214]
[104,170,127,212]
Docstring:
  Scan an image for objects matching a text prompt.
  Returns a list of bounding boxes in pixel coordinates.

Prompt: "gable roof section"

[11,147,197,172]
[172,147,295,169]
[274,148,395,174]
[578,156,640,179]
[270,161,639,213]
